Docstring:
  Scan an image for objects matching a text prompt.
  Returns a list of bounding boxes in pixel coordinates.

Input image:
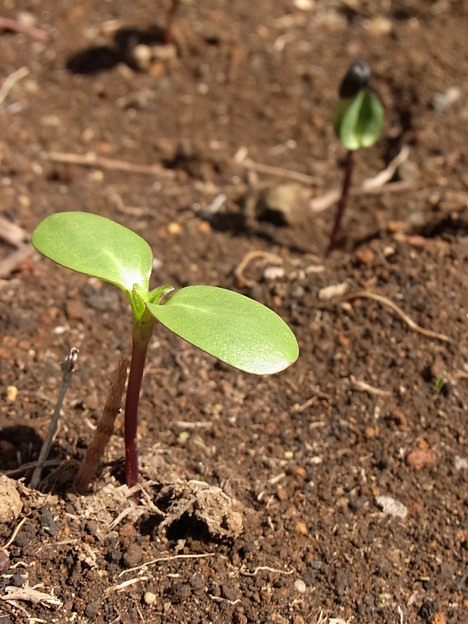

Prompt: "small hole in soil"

[165,513,212,542]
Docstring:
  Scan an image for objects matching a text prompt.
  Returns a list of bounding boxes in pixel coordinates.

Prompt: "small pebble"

[455,456,468,471]
[294,579,306,593]
[318,282,349,301]
[6,386,17,403]
[84,603,99,618]
[295,521,308,536]
[122,543,143,568]
[432,86,460,113]
[0,476,23,522]
[276,485,287,501]
[168,222,181,235]
[119,522,137,539]
[264,266,285,281]
[128,44,152,71]
[376,495,408,519]
[406,449,436,471]
[354,248,374,265]
[144,591,157,605]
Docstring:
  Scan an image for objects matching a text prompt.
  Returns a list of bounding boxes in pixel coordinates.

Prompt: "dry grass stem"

[46,151,175,178]
[30,348,79,489]
[0,244,34,279]
[310,145,412,212]
[2,518,27,551]
[347,290,452,343]
[0,66,29,104]
[350,375,391,397]
[238,158,321,186]
[239,565,295,577]
[235,250,283,288]
[118,553,213,578]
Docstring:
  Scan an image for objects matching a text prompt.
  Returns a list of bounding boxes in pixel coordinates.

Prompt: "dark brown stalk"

[124,310,155,488]
[30,348,78,489]
[327,149,354,254]
[164,0,179,45]
[74,357,128,492]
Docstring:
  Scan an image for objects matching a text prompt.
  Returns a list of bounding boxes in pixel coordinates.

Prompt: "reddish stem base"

[327,150,354,254]
[124,312,155,488]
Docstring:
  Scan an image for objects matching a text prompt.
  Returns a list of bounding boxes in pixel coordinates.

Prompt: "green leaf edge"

[148,285,299,375]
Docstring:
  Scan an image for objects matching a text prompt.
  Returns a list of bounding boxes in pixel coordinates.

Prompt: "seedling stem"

[327,150,354,254]
[125,309,155,486]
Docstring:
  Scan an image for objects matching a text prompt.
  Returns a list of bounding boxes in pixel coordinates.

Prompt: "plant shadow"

[66,25,165,75]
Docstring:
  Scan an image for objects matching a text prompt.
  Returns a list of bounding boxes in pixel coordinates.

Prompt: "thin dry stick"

[45,151,175,178]
[2,518,27,551]
[104,576,149,597]
[238,159,321,186]
[0,17,48,42]
[0,216,28,247]
[350,375,391,397]
[0,66,29,104]
[310,145,411,213]
[0,244,34,279]
[239,565,295,577]
[30,348,79,489]
[347,291,452,343]
[310,180,412,212]
[74,357,128,492]
[118,553,213,577]
[234,250,283,288]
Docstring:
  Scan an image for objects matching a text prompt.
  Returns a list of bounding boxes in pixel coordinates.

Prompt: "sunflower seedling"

[328,61,384,253]
[32,212,299,488]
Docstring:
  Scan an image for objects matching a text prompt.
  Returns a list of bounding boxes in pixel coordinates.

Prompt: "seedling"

[164,0,193,45]
[433,377,445,394]
[328,61,384,253]
[32,212,299,488]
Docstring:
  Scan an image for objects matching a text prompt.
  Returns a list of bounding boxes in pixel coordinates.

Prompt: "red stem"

[124,311,155,488]
[327,149,354,254]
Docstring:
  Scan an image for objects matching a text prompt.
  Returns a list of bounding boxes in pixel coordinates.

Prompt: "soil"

[0,1,467,623]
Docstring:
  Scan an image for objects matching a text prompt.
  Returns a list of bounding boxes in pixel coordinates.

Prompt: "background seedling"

[32,212,299,488]
[328,61,384,253]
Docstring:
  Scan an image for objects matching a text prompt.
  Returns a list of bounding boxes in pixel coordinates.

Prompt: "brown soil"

[1,1,467,623]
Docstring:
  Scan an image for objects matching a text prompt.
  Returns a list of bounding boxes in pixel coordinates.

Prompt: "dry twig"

[74,357,128,491]
[350,375,391,397]
[0,244,34,279]
[2,518,27,551]
[30,348,79,489]
[45,151,175,178]
[239,565,295,577]
[0,17,48,42]
[347,291,452,343]
[310,145,412,212]
[1,585,62,607]
[0,216,28,246]
[237,158,321,186]
[234,250,283,288]
[118,553,212,577]
[104,577,149,597]
[0,66,29,104]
